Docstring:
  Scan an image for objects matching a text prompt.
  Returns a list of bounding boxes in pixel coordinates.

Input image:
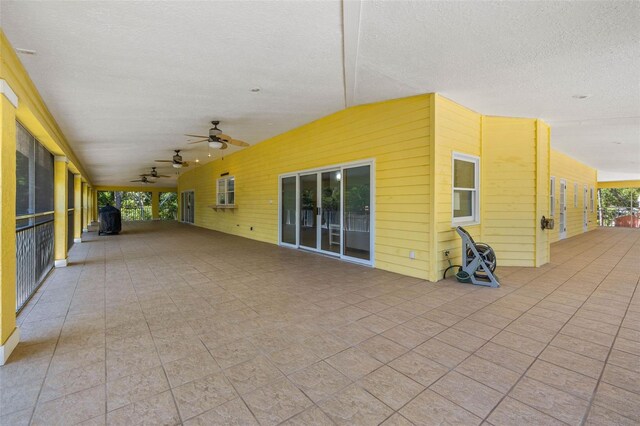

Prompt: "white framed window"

[452,153,480,224]
[590,187,594,212]
[574,183,578,207]
[216,176,235,206]
[550,176,556,216]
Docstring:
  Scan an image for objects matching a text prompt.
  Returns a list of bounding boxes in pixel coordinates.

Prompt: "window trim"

[589,187,594,213]
[451,152,480,226]
[550,176,556,217]
[216,176,235,206]
[574,183,578,208]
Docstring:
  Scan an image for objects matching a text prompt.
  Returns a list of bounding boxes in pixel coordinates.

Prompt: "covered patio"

[2,222,638,425]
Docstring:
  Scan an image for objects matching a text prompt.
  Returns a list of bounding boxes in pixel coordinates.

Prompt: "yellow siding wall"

[431,95,482,280]
[550,149,598,242]
[481,117,538,267]
[178,94,432,279]
[535,121,551,266]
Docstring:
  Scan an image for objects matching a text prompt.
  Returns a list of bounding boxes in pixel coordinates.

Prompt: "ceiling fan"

[155,149,190,168]
[186,121,250,150]
[130,176,156,184]
[140,166,170,178]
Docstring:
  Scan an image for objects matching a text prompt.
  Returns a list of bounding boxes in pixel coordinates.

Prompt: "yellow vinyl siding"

[431,95,482,279]
[481,117,538,267]
[535,121,551,266]
[549,149,598,242]
[178,94,432,279]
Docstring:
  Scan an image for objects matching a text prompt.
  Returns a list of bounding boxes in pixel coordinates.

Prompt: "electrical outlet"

[444,250,450,257]
[250,226,253,231]
[409,251,415,259]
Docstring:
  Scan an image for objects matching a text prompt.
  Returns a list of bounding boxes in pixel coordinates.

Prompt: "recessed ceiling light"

[572,94,592,99]
[15,48,36,55]
[250,88,261,92]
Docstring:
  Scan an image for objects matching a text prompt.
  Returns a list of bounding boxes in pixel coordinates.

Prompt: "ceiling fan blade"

[219,134,249,147]
[220,142,228,150]
[130,179,143,182]
[155,160,172,162]
[185,134,208,138]
[157,175,171,178]
[188,139,208,144]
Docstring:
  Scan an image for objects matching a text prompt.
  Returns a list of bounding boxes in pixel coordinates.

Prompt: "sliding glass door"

[279,161,372,265]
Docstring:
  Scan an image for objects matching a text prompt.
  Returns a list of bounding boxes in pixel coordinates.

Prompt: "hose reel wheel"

[466,243,497,277]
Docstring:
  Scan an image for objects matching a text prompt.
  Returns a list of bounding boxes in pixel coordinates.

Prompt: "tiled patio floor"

[2,222,639,425]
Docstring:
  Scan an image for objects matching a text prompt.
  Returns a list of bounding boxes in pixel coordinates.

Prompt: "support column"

[92,189,98,223]
[87,187,92,224]
[82,182,89,232]
[0,80,19,365]
[152,190,160,220]
[73,175,82,242]
[54,157,69,267]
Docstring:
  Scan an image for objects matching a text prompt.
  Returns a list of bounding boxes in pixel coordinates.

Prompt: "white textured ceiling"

[1,0,638,186]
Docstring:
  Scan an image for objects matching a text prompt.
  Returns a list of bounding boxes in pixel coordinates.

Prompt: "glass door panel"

[281,176,297,245]
[320,170,341,254]
[299,174,317,249]
[343,165,371,261]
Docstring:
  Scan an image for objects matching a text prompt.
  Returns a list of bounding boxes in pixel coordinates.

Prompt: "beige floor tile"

[172,372,237,421]
[607,349,640,373]
[453,319,502,340]
[435,328,487,352]
[301,331,350,359]
[389,351,449,387]
[205,338,260,369]
[509,377,589,425]
[106,390,180,425]
[487,396,565,426]
[421,308,465,327]
[40,360,106,402]
[280,405,335,426]
[183,397,258,425]
[333,323,377,346]
[357,314,398,334]
[0,378,43,416]
[0,408,33,426]
[585,405,637,426]
[601,363,640,394]
[326,347,383,380]
[319,384,393,425]
[413,338,471,368]
[455,355,521,393]
[163,351,221,388]
[539,346,604,379]
[359,365,424,410]
[268,344,321,375]
[106,366,169,411]
[288,361,351,403]
[490,330,547,357]
[243,377,312,426]
[380,413,414,426]
[357,335,409,363]
[550,333,610,361]
[593,382,640,422]
[8,223,640,426]
[526,360,598,400]
[382,324,429,349]
[475,342,535,374]
[223,355,284,394]
[400,389,482,426]
[403,317,448,338]
[32,384,106,426]
[431,371,503,418]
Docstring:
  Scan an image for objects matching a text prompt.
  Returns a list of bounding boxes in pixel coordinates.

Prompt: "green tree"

[599,188,640,226]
